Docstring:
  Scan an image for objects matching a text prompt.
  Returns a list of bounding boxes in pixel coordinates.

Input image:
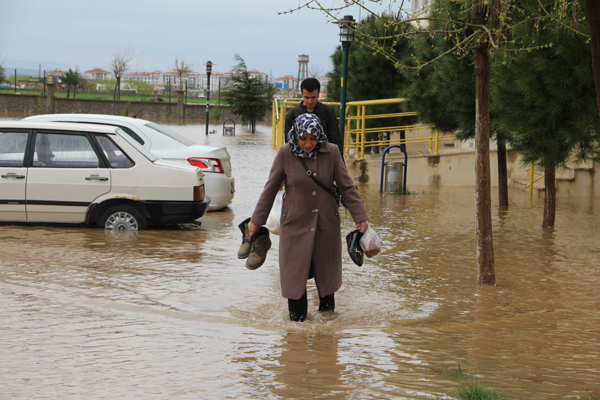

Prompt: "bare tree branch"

[108,45,140,100]
[170,58,194,90]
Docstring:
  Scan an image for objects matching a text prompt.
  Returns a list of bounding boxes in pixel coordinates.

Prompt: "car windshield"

[116,128,158,161]
[144,122,195,147]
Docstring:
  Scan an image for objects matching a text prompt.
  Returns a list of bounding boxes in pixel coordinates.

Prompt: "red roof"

[85,68,111,74]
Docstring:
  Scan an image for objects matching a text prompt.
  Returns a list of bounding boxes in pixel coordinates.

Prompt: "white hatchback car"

[0,121,210,230]
[23,114,235,211]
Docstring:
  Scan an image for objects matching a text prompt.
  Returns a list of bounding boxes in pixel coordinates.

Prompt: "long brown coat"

[251,143,368,300]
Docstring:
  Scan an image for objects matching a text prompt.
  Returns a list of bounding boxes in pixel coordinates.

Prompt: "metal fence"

[271,97,455,159]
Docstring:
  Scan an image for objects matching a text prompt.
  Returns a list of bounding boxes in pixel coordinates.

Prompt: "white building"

[84,68,112,81]
[121,71,161,85]
[411,0,430,19]
[275,75,298,90]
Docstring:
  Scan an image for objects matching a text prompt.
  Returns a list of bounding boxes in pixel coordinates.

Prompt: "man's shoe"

[245,227,271,270]
[318,293,335,312]
[238,217,252,259]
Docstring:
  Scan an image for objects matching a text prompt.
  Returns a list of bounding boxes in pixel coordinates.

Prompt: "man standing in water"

[284,77,343,155]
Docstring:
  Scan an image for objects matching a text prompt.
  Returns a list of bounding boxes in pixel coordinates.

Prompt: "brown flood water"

[1,119,600,399]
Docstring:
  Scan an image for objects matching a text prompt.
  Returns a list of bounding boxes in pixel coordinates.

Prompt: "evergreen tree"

[222,54,274,133]
[60,68,83,98]
[493,0,600,227]
[400,0,511,207]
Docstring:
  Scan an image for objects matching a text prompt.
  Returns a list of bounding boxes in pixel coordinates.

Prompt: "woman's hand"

[355,221,368,234]
[248,221,260,240]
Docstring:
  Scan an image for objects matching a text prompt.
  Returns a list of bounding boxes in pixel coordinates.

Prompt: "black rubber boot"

[288,290,307,322]
[318,293,335,312]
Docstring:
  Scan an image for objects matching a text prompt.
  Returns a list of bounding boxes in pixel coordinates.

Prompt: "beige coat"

[251,143,369,300]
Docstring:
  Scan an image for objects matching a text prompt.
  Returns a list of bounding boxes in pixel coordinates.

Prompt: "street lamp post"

[338,15,355,147]
[205,61,213,135]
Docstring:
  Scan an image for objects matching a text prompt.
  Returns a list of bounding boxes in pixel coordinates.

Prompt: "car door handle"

[85,176,109,181]
[1,174,26,179]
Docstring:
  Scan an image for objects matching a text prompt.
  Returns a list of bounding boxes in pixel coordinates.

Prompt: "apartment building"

[84,68,112,81]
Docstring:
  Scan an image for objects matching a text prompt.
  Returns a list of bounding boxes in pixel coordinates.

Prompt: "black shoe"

[288,290,307,322]
[318,293,335,312]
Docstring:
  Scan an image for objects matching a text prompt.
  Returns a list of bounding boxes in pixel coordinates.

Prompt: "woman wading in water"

[248,113,369,321]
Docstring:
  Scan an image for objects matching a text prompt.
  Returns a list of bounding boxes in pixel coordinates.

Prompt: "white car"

[23,114,235,211]
[0,121,210,230]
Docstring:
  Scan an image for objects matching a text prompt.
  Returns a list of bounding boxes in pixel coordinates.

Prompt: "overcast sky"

[1,0,403,79]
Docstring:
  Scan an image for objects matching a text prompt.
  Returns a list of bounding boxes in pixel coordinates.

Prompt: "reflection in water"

[1,121,600,399]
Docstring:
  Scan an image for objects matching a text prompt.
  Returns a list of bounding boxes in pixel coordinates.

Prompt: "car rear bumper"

[143,196,211,225]
[204,175,235,211]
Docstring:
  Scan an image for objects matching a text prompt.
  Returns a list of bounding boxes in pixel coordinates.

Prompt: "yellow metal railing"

[272,98,340,149]
[271,97,456,159]
[344,98,454,160]
[525,153,579,201]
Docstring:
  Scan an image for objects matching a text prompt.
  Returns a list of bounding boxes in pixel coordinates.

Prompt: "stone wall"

[0,93,271,123]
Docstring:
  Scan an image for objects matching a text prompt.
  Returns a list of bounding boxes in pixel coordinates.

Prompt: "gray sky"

[1,0,401,79]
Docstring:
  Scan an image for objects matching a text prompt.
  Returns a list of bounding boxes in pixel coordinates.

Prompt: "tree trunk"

[542,166,556,228]
[473,0,496,286]
[585,0,600,116]
[497,139,508,207]
[113,77,120,101]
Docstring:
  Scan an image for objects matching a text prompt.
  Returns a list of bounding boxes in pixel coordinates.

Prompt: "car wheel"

[97,205,147,231]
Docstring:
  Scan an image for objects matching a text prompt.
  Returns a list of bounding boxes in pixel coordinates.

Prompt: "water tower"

[296,54,309,92]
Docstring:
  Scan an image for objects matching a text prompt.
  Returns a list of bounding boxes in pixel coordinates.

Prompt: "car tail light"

[188,157,224,173]
[194,185,205,202]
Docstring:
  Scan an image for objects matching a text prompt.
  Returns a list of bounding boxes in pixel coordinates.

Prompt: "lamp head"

[339,15,356,43]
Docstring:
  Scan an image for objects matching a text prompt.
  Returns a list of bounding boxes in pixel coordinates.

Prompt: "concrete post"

[45,82,55,114]
[176,90,185,120]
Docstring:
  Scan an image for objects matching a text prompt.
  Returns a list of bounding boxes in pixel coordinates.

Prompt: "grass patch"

[438,362,473,379]
[393,188,415,195]
[457,381,506,400]
[0,90,224,104]
[587,389,599,399]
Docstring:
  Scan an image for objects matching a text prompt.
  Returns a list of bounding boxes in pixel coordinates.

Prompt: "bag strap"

[298,157,340,202]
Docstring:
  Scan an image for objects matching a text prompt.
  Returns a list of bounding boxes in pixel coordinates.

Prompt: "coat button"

[313,209,319,213]
[311,228,315,232]
[312,191,316,195]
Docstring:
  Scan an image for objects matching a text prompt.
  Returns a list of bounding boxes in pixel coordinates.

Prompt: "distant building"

[248,69,269,83]
[46,69,67,82]
[317,75,330,89]
[84,68,112,81]
[122,71,161,85]
[203,71,234,91]
[274,75,298,90]
[411,0,430,20]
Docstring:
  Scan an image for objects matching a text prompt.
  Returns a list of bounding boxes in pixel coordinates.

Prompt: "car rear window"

[74,121,145,146]
[115,128,158,162]
[144,123,195,147]
[0,130,29,167]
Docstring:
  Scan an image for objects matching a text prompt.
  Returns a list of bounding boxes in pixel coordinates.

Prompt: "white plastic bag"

[359,223,381,258]
[266,190,284,235]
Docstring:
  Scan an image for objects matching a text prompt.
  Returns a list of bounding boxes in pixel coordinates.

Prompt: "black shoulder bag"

[298,157,343,207]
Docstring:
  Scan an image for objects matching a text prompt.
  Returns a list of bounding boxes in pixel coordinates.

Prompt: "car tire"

[97,204,148,231]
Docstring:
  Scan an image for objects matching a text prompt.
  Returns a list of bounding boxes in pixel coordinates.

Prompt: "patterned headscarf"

[287,113,328,159]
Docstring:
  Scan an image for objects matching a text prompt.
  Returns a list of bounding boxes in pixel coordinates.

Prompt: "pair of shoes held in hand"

[238,217,271,270]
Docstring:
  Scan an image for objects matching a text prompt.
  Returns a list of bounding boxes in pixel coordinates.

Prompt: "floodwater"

[1,118,600,399]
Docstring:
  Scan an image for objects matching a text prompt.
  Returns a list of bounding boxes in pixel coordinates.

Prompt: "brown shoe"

[245,227,271,270]
[237,217,252,259]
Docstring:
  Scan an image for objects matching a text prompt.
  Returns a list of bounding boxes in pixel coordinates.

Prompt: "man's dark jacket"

[284,101,343,155]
